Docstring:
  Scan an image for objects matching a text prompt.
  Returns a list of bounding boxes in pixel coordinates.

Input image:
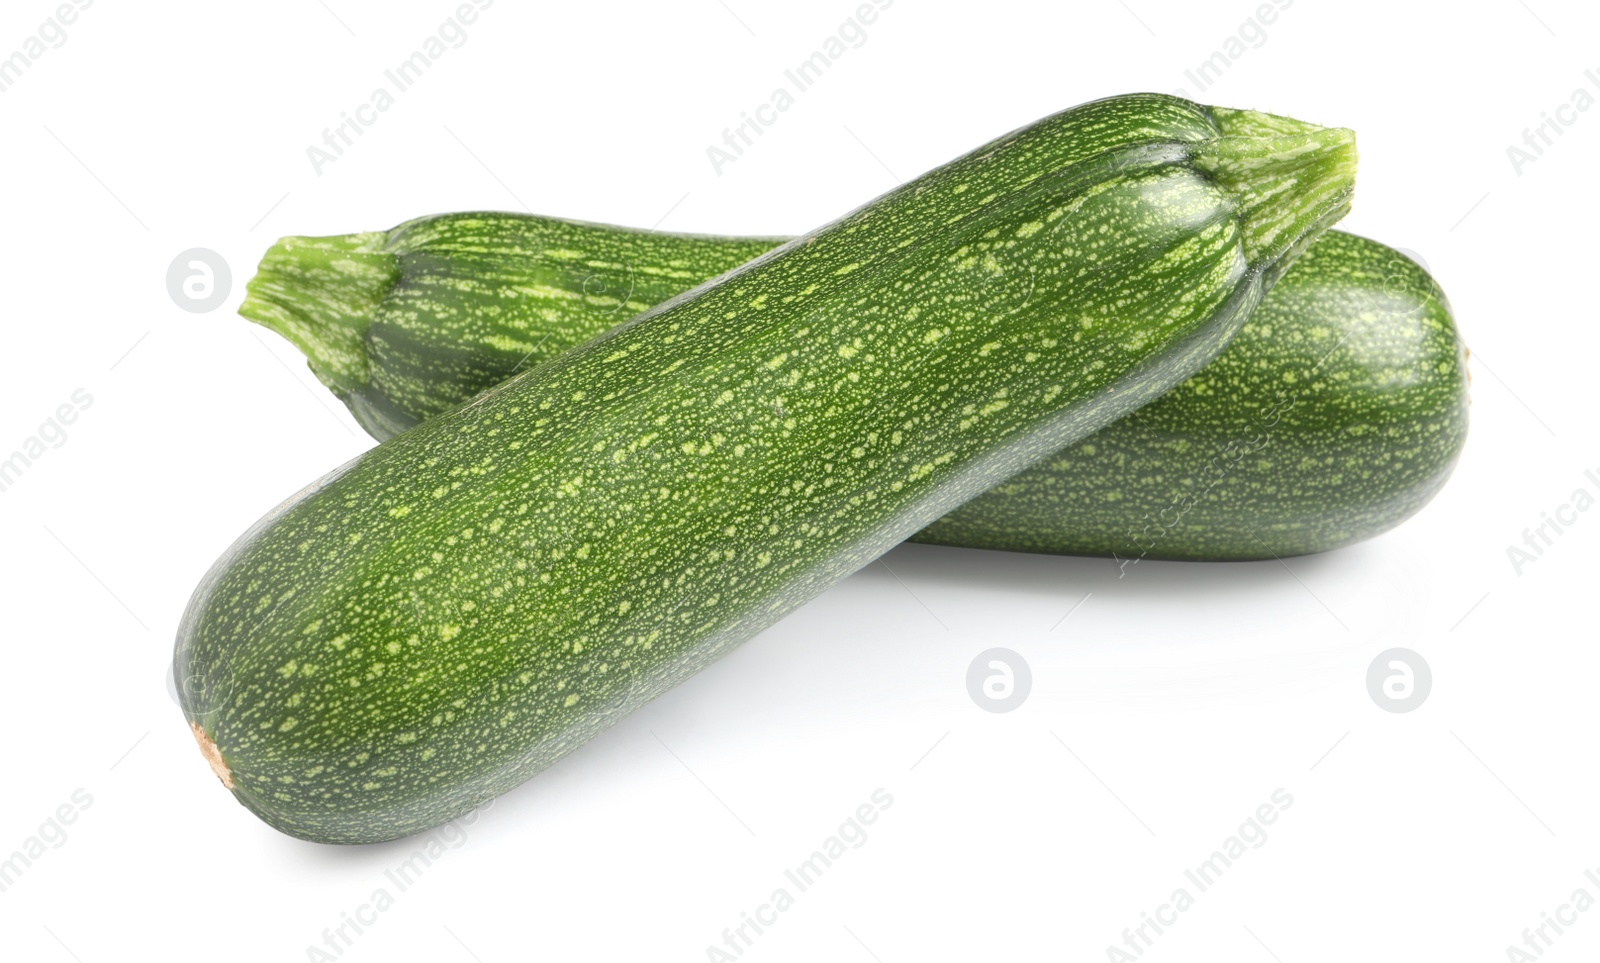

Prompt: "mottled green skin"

[246,224,1461,560]
[364,220,786,438]
[246,222,1464,559]
[242,134,1438,563]
[918,231,1469,559]
[190,94,1355,843]
[241,218,782,439]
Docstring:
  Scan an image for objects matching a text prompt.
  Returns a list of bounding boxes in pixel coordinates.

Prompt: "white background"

[0,0,1595,960]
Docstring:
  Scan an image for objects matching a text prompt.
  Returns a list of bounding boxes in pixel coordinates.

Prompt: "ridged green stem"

[238,231,397,397]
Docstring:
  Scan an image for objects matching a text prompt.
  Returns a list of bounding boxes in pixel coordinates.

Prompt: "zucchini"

[247,222,1465,560]
[242,219,783,439]
[919,231,1469,560]
[183,94,1356,843]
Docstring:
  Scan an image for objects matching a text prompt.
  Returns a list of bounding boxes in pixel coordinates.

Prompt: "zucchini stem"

[238,231,399,398]
[1196,107,1358,283]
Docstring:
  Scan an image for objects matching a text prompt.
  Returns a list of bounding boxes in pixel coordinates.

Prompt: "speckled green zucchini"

[242,217,783,439]
[921,230,1465,553]
[247,223,1464,560]
[916,231,1468,559]
[182,94,1356,843]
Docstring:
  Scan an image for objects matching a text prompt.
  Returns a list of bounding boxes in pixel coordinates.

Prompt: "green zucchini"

[242,219,784,440]
[247,221,1466,561]
[183,94,1356,843]
[919,230,1468,559]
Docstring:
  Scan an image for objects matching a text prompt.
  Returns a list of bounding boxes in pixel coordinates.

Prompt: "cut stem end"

[191,722,235,791]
